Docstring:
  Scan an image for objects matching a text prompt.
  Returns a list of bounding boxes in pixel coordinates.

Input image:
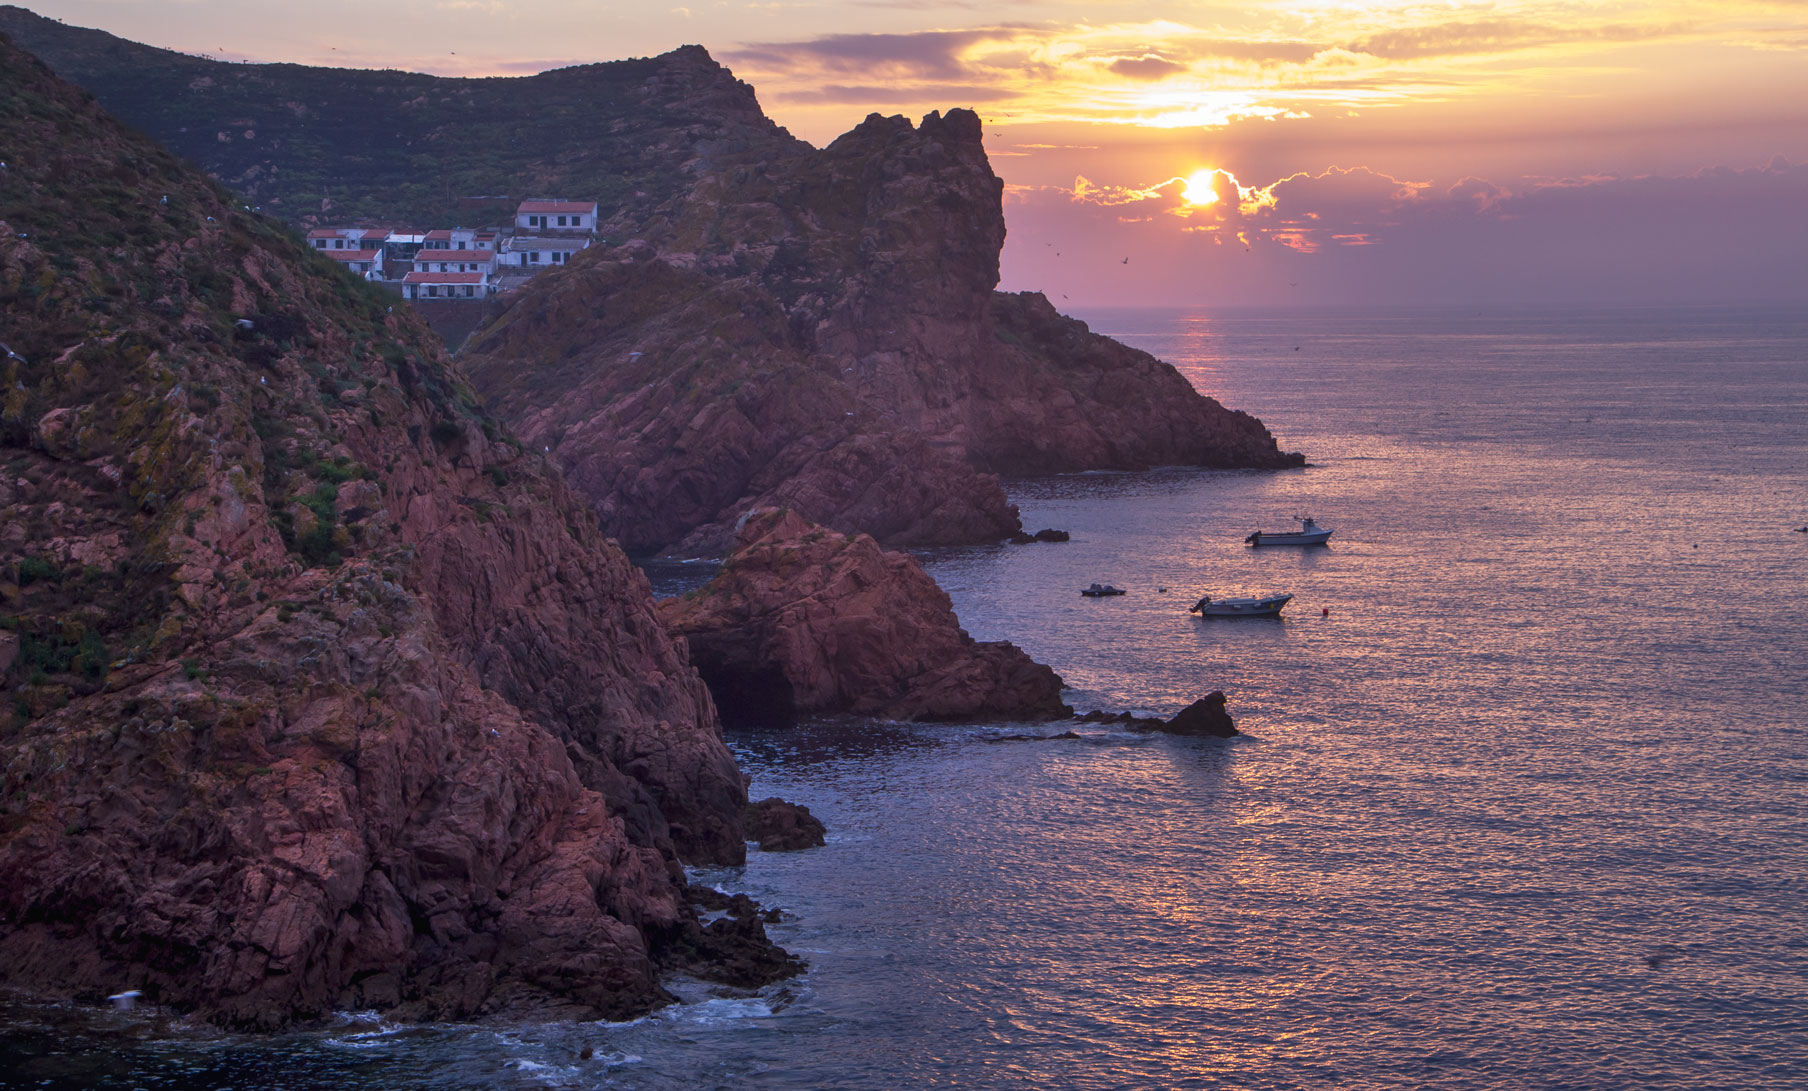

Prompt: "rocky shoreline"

[0,40,788,1028]
[0,31,1255,1034]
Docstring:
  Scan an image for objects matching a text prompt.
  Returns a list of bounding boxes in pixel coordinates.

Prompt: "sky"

[21,1,1808,307]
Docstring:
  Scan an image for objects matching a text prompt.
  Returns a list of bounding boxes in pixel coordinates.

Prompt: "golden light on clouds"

[1182,171,1221,206]
[718,1,1808,146]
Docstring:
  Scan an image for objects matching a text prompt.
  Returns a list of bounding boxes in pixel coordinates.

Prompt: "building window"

[427,286,438,297]
[530,252,540,263]
[464,286,475,297]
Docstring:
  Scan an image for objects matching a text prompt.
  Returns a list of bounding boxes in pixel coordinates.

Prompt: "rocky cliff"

[464,108,1303,553]
[0,12,1305,555]
[0,38,781,1026]
[659,510,1069,724]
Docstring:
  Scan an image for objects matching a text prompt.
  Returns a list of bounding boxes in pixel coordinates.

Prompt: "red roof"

[403,272,487,284]
[306,229,341,239]
[355,229,389,241]
[517,200,595,214]
[325,249,381,261]
[420,250,496,262]
[422,229,456,240]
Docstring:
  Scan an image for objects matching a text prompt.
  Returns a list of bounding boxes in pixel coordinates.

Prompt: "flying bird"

[1121,257,1128,264]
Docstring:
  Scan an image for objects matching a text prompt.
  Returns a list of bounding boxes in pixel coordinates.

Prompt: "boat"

[1245,515,1332,546]
[1080,583,1126,597]
[1189,592,1293,617]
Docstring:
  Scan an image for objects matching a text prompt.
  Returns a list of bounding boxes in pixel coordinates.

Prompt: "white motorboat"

[1189,593,1293,618]
[1245,516,1332,546]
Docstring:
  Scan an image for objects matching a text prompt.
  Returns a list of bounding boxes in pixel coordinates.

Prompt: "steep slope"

[0,5,799,228]
[0,37,777,1026]
[464,109,1302,553]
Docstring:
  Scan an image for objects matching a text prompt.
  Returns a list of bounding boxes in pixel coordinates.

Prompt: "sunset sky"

[21,1,1808,307]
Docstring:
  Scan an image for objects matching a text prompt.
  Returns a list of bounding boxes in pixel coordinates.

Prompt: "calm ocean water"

[5,305,1806,1089]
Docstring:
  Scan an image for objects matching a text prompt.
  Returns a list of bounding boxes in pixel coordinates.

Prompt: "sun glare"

[1183,170,1220,206]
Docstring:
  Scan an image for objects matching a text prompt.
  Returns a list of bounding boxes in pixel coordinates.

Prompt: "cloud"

[721,5,1808,142]
[768,83,1018,105]
[724,28,1024,81]
[1348,18,1686,60]
[1000,156,1808,306]
[1107,55,1188,81]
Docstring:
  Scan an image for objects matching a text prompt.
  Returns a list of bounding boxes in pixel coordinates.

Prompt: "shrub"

[17,557,61,587]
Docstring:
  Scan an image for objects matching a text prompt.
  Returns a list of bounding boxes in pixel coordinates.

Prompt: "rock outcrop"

[741,797,827,852]
[1076,694,1239,737]
[658,510,1069,725]
[0,38,784,1027]
[463,106,1302,554]
[1157,693,1239,737]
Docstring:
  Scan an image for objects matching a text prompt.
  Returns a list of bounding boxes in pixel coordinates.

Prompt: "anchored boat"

[1246,516,1332,546]
[1081,583,1126,597]
[1189,593,1293,617]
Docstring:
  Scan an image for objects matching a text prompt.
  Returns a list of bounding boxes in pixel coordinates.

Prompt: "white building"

[307,227,389,252]
[420,227,499,251]
[401,270,491,300]
[500,235,590,269]
[322,247,385,279]
[515,200,597,233]
[415,249,497,275]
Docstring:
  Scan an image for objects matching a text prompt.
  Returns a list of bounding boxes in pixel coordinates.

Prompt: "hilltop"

[0,5,797,229]
[0,33,785,1025]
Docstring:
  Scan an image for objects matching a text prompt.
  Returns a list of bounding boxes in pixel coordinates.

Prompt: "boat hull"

[1193,594,1293,618]
[1247,530,1332,546]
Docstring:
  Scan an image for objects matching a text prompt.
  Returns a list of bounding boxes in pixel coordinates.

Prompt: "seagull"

[1121,257,1128,264]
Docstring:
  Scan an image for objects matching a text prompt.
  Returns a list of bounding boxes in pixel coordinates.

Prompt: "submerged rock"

[1075,694,1240,738]
[659,509,1070,725]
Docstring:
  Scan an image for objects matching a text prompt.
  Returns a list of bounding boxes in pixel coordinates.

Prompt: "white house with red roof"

[401,270,492,300]
[416,249,497,275]
[516,199,597,233]
[420,227,498,252]
[500,235,590,269]
[307,227,389,252]
[324,247,385,279]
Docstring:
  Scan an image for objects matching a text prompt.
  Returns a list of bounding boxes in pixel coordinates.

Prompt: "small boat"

[1189,593,1292,617]
[1245,516,1332,546]
[1081,583,1126,597]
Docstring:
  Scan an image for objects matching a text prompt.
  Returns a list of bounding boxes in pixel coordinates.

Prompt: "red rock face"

[464,106,1302,556]
[0,42,769,1027]
[659,510,1070,724]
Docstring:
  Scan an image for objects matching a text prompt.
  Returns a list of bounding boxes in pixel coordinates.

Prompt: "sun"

[1182,169,1221,206]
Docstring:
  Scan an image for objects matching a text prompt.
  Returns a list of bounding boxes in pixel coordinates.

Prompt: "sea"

[4,304,1805,1089]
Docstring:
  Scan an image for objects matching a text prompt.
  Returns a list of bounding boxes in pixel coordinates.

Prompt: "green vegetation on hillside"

[0,5,799,228]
